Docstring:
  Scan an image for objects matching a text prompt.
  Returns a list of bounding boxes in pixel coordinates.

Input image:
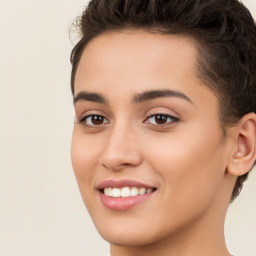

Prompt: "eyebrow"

[133,89,193,104]
[73,89,193,105]
[73,91,108,105]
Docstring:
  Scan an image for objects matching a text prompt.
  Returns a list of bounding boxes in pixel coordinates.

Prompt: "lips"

[97,179,157,211]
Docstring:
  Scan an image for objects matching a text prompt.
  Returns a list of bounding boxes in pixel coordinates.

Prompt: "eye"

[79,115,109,127]
[145,114,179,125]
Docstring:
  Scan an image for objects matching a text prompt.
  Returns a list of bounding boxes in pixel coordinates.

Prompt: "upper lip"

[96,179,156,190]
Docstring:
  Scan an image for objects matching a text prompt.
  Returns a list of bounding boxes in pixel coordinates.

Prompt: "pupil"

[155,115,167,124]
[92,115,103,125]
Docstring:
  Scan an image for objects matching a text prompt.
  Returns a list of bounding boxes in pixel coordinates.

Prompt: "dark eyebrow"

[133,89,193,104]
[73,91,108,105]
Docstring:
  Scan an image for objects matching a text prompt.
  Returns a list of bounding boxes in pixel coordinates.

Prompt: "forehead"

[81,30,197,61]
[75,31,199,90]
[74,31,217,111]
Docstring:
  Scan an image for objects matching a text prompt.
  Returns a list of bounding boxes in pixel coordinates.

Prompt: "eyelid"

[74,105,111,119]
[81,115,109,123]
[75,112,110,128]
[75,109,109,121]
[143,112,180,127]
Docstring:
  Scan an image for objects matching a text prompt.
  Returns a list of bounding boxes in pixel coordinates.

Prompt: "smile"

[97,179,157,210]
[103,186,154,197]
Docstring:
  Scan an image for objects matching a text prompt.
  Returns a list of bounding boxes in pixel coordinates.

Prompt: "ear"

[227,113,256,176]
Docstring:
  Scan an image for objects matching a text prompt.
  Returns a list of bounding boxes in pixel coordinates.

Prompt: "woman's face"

[71,31,233,246]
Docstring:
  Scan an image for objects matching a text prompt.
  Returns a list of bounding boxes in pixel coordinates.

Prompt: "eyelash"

[77,115,110,128]
[77,113,180,128]
[144,113,180,127]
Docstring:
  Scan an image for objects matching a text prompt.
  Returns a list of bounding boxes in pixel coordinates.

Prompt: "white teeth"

[130,187,139,196]
[138,187,146,195]
[103,188,108,195]
[146,188,153,194]
[103,186,154,197]
[121,187,130,197]
[112,188,121,197]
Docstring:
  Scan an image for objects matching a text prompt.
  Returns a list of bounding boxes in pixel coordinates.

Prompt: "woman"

[70,0,256,255]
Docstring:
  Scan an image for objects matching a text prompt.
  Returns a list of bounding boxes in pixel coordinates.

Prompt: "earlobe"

[227,113,256,176]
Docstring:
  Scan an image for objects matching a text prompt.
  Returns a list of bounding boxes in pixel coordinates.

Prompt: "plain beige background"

[0,0,255,255]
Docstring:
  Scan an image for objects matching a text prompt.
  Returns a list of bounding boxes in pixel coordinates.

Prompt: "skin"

[71,31,255,256]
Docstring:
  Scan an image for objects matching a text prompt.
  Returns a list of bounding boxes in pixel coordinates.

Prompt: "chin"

[92,214,177,248]
[99,229,158,247]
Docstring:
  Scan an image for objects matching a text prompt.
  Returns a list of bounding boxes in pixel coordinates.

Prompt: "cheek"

[71,129,100,199]
[144,123,226,206]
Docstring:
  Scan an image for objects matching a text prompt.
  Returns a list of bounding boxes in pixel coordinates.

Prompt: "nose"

[99,123,142,171]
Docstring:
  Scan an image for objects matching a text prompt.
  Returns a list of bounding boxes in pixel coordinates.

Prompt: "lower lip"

[99,191,155,211]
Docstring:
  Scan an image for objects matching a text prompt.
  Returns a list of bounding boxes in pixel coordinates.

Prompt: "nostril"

[122,163,132,166]
[100,158,139,171]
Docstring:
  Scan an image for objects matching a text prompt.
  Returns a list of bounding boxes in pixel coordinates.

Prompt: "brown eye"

[146,114,179,125]
[91,115,104,125]
[154,114,168,124]
[80,115,109,126]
